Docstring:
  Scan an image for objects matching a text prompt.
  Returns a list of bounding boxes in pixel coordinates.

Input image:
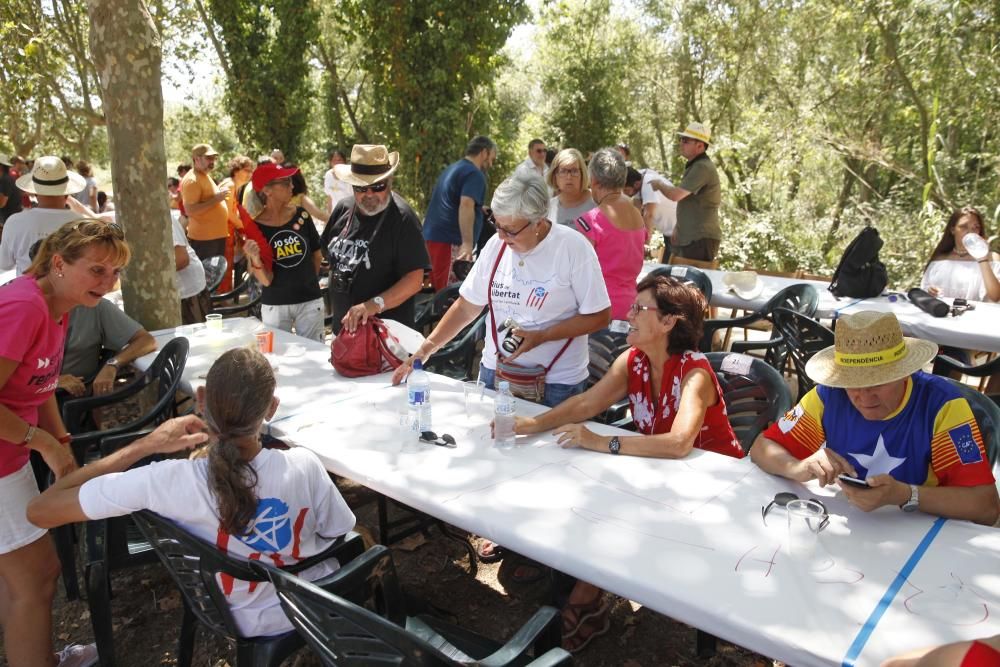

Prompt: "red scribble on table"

[902,572,991,626]
[735,545,780,577]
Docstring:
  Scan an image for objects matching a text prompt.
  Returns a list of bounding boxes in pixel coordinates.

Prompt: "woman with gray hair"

[546,148,596,226]
[572,148,646,321]
[393,168,610,407]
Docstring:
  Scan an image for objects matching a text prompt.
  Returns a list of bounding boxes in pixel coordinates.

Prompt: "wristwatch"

[372,296,385,313]
[608,436,621,455]
[901,484,919,512]
[105,357,120,369]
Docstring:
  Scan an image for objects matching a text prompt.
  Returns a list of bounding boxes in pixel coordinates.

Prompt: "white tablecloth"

[140,317,1000,666]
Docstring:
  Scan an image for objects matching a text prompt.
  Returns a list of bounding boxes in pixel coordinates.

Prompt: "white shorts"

[0,463,46,555]
[261,298,325,342]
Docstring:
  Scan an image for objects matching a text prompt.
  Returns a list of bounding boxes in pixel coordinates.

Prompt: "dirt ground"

[2,470,771,667]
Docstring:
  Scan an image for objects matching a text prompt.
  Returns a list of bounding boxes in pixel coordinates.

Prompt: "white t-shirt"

[921,258,1000,302]
[79,446,356,638]
[0,208,81,275]
[322,169,353,212]
[171,214,207,299]
[640,169,677,236]
[460,223,611,385]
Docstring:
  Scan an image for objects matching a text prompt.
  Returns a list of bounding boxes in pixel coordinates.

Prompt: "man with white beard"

[320,144,429,335]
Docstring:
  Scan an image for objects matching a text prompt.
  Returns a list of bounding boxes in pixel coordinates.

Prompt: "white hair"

[490,169,549,223]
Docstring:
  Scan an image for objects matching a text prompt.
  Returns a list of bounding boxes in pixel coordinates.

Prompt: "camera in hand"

[500,317,524,354]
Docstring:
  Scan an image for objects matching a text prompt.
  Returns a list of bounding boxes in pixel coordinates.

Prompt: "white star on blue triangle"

[849,435,906,479]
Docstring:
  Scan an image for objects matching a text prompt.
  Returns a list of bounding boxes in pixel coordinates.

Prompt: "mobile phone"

[837,474,870,488]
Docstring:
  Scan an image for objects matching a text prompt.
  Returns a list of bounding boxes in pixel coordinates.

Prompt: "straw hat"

[805,311,937,389]
[722,271,763,300]
[334,144,399,187]
[15,155,86,196]
[678,122,712,145]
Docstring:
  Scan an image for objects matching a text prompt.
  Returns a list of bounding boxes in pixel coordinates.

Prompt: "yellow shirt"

[181,170,229,240]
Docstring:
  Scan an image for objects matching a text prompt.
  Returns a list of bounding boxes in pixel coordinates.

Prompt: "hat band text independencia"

[352,163,391,176]
[33,175,70,186]
[834,340,907,367]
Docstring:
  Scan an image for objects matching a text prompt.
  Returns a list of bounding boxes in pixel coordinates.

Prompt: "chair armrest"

[211,281,248,303]
[285,532,365,574]
[934,353,1000,378]
[479,605,563,667]
[526,648,574,666]
[730,334,785,356]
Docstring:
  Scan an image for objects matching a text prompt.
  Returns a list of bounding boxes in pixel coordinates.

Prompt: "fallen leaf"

[58,633,70,641]
[395,533,427,552]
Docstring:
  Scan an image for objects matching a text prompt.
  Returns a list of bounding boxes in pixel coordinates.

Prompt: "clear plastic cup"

[786,499,826,558]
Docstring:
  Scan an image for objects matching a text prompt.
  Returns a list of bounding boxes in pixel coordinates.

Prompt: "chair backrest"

[946,380,1000,469]
[587,329,629,388]
[149,336,189,417]
[706,352,793,453]
[425,311,487,380]
[414,284,461,333]
[668,254,719,270]
[257,545,470,666]
[201,255,228,294]
[761,283,819,319]
[771,307,835,401]
[647,265,713,303]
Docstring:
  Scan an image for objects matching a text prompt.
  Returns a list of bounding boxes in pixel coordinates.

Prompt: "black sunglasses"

[419,431,456,448]
[353,181,389,194]
[761,492,830,531]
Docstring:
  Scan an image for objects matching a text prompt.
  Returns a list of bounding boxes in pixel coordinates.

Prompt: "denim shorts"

[478,364,588,408]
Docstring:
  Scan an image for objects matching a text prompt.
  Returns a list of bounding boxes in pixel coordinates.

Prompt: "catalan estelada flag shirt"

[762,371,994,487]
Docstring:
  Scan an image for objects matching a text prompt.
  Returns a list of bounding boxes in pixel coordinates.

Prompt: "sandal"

[476,539,505,563]
[561,595,611,653]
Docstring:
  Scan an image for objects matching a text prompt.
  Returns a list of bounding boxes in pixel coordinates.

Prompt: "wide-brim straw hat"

[722,270,763,300]
[15,155,87,196]
[805,311,937,389]
[334,144,399,186]
[678,122,712,145]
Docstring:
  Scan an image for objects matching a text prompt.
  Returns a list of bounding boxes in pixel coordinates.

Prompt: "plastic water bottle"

[494,381,516,449]
[406,359,432,437]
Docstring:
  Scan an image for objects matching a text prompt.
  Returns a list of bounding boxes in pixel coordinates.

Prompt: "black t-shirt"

[258,207,322,306]
[321,192,430,334]
[0,172,22,221]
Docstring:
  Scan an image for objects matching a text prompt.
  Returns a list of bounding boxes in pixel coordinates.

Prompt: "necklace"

[516,220,550,267]
[954,249,970,257]
[597,190,621,206]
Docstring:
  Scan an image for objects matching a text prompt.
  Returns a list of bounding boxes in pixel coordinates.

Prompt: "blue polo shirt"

[422,159,487,246]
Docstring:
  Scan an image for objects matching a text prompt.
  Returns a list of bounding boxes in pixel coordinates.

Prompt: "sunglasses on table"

[352,181,389,194]
[761,492,830,531]
[419,431,457,448]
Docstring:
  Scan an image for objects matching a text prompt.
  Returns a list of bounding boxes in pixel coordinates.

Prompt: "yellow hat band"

[834,340,907,367]
[684,130,710,143]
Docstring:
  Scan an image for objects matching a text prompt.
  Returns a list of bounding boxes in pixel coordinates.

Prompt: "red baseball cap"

[252,162,299,192]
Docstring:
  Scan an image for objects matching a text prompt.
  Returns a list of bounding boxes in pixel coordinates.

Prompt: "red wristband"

[57,433,73,446]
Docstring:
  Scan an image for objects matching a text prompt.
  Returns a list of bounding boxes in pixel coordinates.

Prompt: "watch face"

[609,437,621,454]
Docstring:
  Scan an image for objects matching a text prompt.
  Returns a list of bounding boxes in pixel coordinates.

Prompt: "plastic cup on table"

[206,313,223,331]
[786,499,825,559]
[463,380,487,419]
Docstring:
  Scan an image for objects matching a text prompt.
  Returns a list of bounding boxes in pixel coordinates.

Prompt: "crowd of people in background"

[1,120,999,666]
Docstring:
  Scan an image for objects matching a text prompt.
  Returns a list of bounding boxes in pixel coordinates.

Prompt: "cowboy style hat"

[805,311,937,389]
[677,122,712,146]
[15,155,87,196]
[334,144,399,187]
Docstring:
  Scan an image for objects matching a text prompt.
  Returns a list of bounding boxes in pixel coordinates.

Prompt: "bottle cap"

[413,359,422,370]
[498,381,510,391]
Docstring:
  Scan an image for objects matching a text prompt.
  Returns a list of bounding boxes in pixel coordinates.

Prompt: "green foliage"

[204,0,319,162]
[338,0,529,209]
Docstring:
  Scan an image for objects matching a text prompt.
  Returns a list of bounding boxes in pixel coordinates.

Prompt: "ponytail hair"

[202,348,276,535]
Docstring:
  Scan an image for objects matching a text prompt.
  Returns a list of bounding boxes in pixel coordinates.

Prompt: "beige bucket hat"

[805,311,937,389]
[334,144,399,187]
[15,155,87,196]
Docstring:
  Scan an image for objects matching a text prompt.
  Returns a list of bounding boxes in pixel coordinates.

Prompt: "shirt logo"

[237,498,292,551]
[37,357,51,369]
[777,405,803,433]
[948,423,982,465]
[271,230,307,268]
[526,286,549,310]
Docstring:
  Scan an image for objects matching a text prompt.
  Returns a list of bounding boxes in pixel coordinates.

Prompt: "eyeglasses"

[353,181,389,194]
[419,431,457,448]
[628,302,659,316]
[70,220,125,240]
[557,168,581,177]
[761,492,830,530]
[496,220,533,238]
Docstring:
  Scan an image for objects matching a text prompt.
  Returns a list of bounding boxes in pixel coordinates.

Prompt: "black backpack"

[829,226,888,298]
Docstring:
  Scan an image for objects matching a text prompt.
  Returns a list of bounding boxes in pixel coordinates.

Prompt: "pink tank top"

[575,208,645,321]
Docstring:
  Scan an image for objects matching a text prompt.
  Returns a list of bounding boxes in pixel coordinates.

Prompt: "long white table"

[142,319,1000,667]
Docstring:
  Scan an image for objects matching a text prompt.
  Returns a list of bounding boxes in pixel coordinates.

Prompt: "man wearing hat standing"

[320,144,429,335]
[653,122,722,263]
[0,154,24,230]
[0,156,86,275]
[181,143,230,262]
[422,136,497,291]
[751,311,999,526]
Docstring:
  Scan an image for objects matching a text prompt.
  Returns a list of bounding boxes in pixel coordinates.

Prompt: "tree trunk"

[87,0,180,330]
